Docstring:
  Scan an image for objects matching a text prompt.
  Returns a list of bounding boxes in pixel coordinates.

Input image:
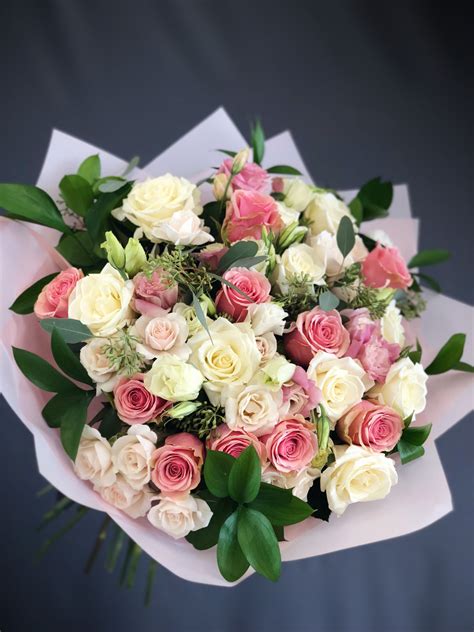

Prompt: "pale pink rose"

[282,366,322,418]
[343,308,377,357]
[206,424,267,464]
[262,415,318,473]
[151,433,204,497]
[284,307,350,367]
[362,244,412,290]
[217,158,270,194]
[272,177,285,193]
[133,269,178,315]
[223,190,283,243]
[337,399,403,452]
[113,374,170,425]
[34,267,83,319]
[133,312,189,360]
[215,267,271,322]
[198,243,229,271]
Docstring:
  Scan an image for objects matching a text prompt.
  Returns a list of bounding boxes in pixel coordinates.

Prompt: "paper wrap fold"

[0,108,472,586]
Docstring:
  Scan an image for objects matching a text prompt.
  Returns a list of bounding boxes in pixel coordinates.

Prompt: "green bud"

[231,147,250,174]
[311,444,333,469]
[166,401,202,419]
[200,293,216,317]
[101,231,125,269]
[277,222,308,251]
[124,238,147,277]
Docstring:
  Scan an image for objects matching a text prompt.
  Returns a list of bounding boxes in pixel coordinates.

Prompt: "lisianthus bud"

[166,401,202,419]
[101,231,125,269]
[200,293,216,317]
[312,444,333,469]
[277,221,308,251]
[213,173,229,200]
[232,147,250,174]
[124,238,147,277]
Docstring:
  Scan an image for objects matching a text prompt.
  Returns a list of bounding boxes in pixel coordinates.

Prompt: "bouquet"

[1,109,472,592]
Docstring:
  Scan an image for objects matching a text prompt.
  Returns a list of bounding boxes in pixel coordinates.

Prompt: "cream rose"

[245,302,288,336]
[224,383,282,436]
[79,337,119,392]
[274,243,326,294]
[283,178,314,212]
[369,357,427,418]
[132,312,190,360]
[173,301,211,337]
[381,300,405,346]
[320,444,398,515]
[68,264,134,336]
[261,465,320,501]
[147,494,212,539]
[95,475,154,518]
[74,426,116,487]
[307,352,374,423]
[111,425,157,490]
[113,175,202,242]
[255,332,278,364]
[255,354,296,390]
[149,210,213,246]
[188,318,261,405]
[144,353,204,402]
[311,231,368,279]
[304,191,354,236]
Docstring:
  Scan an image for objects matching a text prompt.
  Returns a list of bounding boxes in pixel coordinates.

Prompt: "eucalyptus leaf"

[51,327,93,385]
[228,446,261,504]
[237,507,281,582]
[408,249,450,269]
[97,177,128,193]
[40,318,93,343]
[217,510,249,582]
[425,333,466,375]
[121,156,140,177]
[13,347,78,393]
[251,120,265,165]
[0,184,67,233]
[318,290,340,311]
[192,292,212,341]
[77,154,101,184]
[217,241,259,274]
[227,255,268,270]
[9,273,57,315]
[336,215,356,258]
[266,165,302,176]
[59,175,94,216]
[203,450,235,498]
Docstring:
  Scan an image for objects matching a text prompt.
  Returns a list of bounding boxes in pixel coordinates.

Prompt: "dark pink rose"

[262,415,318,473]
[151,433,204,497]
[133,269,178,315]
[206,424,267,464]
[34,267,83,319]
[362,244,412,290]
[198,243,229,271]
[284,307,350,367]
[282,366,322,418]
[217,158,270,194]
[337,399,403,452]
[223,190,283,243]
[215,267,271,321]
[343,308,377,357]
[113,374,170,425]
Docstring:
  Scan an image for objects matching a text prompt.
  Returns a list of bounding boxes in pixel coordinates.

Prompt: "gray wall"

[0,2,472,631]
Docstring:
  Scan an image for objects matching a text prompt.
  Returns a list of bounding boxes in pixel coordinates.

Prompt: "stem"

[84,515,111,574]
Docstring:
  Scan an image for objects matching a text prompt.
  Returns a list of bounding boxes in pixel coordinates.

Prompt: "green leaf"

[13,347,78,393]
[78,154,101,184]
[413,272,441,293]
[59,391,93,460]
[56,230,102,267]
[408,339,422,364]
[251,120,265,165]
[228,446,261,504]
[237,507,281,582]
[228,255,268,270]
[97,177,128,193]
[425,333,466,375]
[452,360,474,373]
[318,290,340,311]
[408,249,450,269]
[358,177,393,221]
[217,510,249,582]
[0,184,67,233]
[398,440,425,465]
[217,241,259,274]
[59,175,94,217]
[217,149,237,157]
[403,423,432,446]
[86,181,132,245]
[40,318,92,343]
[248,483,314,526]
[121,156,140,177]
[42,389,94,429]
[307,479,331,522]
[51,327,92,385]
[203,450,235,498]
[192,292,212,341]
[403,413,414,429]
[349,196,363,225]
[99,406,123,439]
[9,273,57,314]
[266,165,302,176]
[336,215,356,258]
[186,497,235,550]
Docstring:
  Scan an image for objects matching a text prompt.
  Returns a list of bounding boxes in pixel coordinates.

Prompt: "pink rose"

[151,433,204,497]
[343,308,377,357]
[217,158,270,194]
[272,177,285,193]
[282,366,322,418]
[223,190,283,243]
[114,374,171,425]
[262,415,318,473]
[284,307,350,367]
[206,424,267,464]
[133,269,178,315]
[362,244,412,290]
[34,267,83,319]
[337,399,403,452]
[198,243,229,272]
[215,267,271,321]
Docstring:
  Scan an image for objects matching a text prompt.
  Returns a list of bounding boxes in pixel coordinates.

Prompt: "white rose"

[74,426,116,487]
[188,318,261,405]
[224,383,282,436]
[68,264,134,337]
[149,209,213,246]
[95,474,154,518]
[111,425,157,490]
[113,175,202,242]
[245,302,288,336]
[381,300,405,347]
[311,231,368,279]
[283,178,314,212]
[255,332,278,364]
[79,337,119,392]
[255,354,296,390]
[276,201,300,227]
[261,465,320,501]
[304,192,354,236]
[147,494,212,539]
[307,352,374,424]
[274,243,326,294]
[132,312,190,360]
[320,444,398,515]
[173,301,211,337]
[369,357,427,418]
[144,353,203,402]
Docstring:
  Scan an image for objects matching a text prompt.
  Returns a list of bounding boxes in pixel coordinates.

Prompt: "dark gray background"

[1,1,472,631]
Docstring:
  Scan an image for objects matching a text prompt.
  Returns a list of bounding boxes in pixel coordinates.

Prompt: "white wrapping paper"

[0,108,472,586]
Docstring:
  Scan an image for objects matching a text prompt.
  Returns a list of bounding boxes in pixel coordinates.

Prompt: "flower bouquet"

[0,109,472,593]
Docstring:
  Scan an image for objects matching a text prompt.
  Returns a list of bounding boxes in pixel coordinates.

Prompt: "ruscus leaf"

[237,507,281,582]
[9,273,57,314]
[228,446,261,504]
